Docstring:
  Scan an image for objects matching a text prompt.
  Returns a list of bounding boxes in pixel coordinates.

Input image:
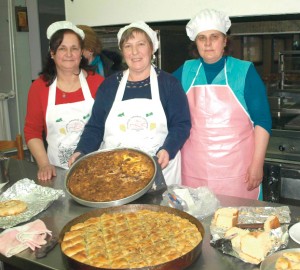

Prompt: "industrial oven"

[263,51,300,206]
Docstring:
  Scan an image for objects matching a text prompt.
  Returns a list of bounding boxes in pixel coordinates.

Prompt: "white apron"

[46,71,94,169]
[101,66,181,185]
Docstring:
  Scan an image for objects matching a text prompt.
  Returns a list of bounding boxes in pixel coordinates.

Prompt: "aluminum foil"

[0,178,65,229]
[210,206,291,265]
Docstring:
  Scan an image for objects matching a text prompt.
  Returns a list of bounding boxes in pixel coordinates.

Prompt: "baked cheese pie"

[67,149,155,202]
[61,209,202,268]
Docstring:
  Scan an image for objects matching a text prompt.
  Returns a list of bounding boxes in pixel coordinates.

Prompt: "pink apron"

[181,61,259,199]
[100,66,181,185]
[46,71,94,169]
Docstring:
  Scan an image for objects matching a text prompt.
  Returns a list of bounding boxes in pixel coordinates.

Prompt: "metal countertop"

[0,159,300,270]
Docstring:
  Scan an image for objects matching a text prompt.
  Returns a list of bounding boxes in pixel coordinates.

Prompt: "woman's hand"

[245,162,263,191]
[156,149,170,169]
[68,152,82,168]
[37,164,56,181]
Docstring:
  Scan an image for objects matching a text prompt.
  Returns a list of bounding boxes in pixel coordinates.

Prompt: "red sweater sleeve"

[24,73,104,144]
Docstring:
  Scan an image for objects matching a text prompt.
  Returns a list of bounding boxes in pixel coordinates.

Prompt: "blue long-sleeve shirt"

[75,68,191,159]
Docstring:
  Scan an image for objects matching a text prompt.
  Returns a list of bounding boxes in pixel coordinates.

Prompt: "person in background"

[77,25,124,77]
[180,9,272,199]
[172,42,199,81]
[69,21,191,185]
[24,21,104,181]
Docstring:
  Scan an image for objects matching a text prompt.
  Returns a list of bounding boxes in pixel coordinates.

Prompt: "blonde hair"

[77,25,102,55]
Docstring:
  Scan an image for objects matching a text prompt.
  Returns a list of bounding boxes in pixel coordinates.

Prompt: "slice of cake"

[264,215,280,232]
[213,208,239,229]
[240,231,272,261]
[225,227,249,250]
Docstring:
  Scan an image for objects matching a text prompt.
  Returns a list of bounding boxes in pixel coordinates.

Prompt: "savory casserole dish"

[66,148,156,207]
[60,204,204,270]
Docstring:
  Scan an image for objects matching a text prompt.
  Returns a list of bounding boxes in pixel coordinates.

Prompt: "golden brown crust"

[0,200,27,217]
[67,149,155,202]
[275,252,300,270]
[264,215,281,232]
[61,210,202,268]
[283,252,300,263]
[275,256,291,270]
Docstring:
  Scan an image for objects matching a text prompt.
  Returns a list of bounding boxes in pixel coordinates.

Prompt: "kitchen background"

[0,0,300,204]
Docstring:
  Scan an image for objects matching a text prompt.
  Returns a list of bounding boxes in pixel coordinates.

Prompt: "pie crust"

[61,209,203,268]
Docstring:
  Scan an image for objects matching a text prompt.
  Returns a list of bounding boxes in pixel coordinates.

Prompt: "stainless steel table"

[0,159,300,270]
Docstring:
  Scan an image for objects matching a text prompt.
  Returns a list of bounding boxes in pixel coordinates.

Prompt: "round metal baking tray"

[65,148,157,208]
[59,204,205,270]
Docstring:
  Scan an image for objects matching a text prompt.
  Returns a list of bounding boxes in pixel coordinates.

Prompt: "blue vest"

[182,56,252,113]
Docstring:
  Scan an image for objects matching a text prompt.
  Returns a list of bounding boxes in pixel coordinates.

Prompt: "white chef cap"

[47,21,85,40]
[117,21,159,53]
[186,9,231,41]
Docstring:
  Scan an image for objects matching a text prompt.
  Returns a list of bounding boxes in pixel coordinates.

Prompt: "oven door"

[263,161,300,206]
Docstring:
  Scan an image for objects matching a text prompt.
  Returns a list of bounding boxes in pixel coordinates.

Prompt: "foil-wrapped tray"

[210,206,291,265]
[65,148,158,208]
[0,178,65,229]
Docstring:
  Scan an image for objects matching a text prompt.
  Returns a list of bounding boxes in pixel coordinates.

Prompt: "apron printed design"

[66,119,86,133]
[101,66,181,185]
[57,141,78,168]
[182,61,258,199]
[46,71,94,169]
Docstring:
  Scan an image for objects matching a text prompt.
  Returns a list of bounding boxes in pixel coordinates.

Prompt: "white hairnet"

[47,21,85,40]
[186,9,231,41]
[117,21,159,53]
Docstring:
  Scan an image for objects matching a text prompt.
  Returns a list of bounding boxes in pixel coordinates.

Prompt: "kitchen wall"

[65,0,300,26]
[0,0,32,140]
[0,0,64,142]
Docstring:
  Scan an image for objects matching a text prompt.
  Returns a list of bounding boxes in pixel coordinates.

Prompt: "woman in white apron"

[24,21,104,181]
[69,21,191,186]
[180,9,271,199]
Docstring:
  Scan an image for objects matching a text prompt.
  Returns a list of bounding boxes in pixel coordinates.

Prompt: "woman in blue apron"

[69,21,191,185]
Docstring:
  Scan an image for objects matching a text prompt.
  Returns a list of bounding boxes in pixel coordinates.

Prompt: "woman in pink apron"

[24,21,104,181]
[69,21,191,186]
[180,9,272,199]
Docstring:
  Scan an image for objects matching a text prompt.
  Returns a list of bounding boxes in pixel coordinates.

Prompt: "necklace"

[57,77,80,98]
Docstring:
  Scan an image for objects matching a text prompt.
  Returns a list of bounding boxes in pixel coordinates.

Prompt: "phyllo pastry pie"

[61,209,203,268]
[67,149,155,202]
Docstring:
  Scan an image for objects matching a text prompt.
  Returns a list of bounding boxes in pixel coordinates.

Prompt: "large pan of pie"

[65,148,157,208]
[60,204,204,270]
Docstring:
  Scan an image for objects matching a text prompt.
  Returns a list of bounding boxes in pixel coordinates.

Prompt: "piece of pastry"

[283,252,300,263]
[264,215,281,231]
[225,226,249,250]
[0,200,27,217]
[213,207,239,228]
[240,231,272,261]
[275,256,291,270]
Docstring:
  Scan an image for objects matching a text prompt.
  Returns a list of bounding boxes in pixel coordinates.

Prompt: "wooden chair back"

[0,134,25,160]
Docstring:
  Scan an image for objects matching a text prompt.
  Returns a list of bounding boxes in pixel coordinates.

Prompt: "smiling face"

[50,32,83,73]
[121,30,153,79]
[195,30,227,64]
